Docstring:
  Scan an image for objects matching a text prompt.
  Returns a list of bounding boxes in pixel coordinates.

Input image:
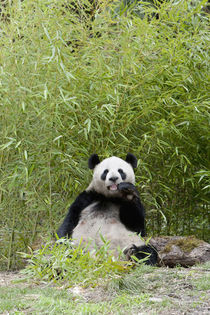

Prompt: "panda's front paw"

[123,244,158,265]
[123,244,138,260]
[118,182,139,199]
[118,182,135,192]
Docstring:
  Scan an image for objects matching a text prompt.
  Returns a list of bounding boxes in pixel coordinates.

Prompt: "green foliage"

[0,0,209,269]
[21,238,132,286]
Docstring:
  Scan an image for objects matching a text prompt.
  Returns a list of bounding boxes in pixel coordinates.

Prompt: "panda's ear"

[125,153,138,169]
[88,154,100,169]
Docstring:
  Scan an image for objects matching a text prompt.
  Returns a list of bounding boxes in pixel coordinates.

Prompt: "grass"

[2,239,206,314]
[0,0,209,270]
[0,285,149,314]
[0,262,209,314]
[20,238,135,287]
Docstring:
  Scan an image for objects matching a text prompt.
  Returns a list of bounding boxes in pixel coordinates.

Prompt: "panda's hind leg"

[124,244,158,266]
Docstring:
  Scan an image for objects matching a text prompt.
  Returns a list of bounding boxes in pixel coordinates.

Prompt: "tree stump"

[149,236,210,267]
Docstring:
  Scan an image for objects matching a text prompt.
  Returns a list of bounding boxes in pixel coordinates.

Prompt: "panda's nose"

[109,176,119,182]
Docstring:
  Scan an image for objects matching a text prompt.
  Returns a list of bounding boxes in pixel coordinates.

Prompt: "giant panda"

[57,153,157,265]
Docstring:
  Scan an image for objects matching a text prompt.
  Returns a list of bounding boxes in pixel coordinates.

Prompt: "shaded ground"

[0,264,209,315]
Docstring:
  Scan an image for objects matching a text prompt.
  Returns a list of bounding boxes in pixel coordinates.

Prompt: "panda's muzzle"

[109,176,119,182]
[107,184,118,191]
[107,176,119,191]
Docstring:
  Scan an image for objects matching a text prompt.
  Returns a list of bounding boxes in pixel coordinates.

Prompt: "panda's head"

[87,153,137,196]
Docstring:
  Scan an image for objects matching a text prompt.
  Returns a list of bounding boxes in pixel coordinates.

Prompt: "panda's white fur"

[72,156,145,257]
[72,201,145,257]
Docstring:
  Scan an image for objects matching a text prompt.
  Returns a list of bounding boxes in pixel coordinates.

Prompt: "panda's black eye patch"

[101,169,109,180]
[118,169,126,180]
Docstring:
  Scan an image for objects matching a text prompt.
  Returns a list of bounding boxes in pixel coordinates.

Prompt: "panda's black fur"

[57,153,157,265]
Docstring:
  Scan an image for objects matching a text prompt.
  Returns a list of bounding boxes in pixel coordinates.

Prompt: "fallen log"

[150,236,210,267]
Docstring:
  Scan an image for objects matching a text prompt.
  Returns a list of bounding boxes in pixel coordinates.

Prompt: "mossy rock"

[150,236,210,267]
[162,236,204,254]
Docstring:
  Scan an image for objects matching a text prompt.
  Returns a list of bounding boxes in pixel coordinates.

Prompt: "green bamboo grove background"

[0,0,209,269]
